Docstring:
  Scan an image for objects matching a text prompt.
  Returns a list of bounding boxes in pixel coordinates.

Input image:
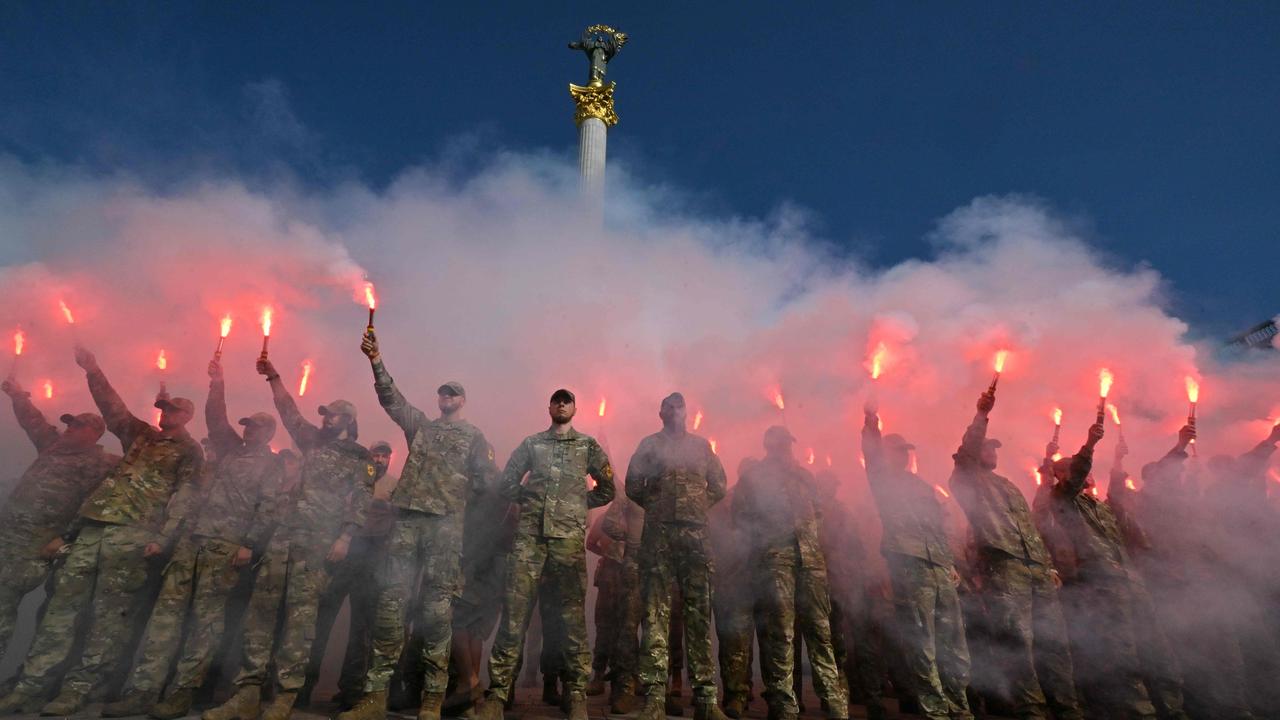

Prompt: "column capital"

[569,82,618,127]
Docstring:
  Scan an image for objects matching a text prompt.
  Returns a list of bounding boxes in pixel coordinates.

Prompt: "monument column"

[568,25,627,217]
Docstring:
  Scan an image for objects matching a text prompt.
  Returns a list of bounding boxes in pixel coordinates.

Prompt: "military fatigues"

[709,492,754,708]
[122,377,283,698]
[1047,448,1165,720]
[361,360,497,700]
[625,430,726,705]
[0,391,117,661]
[862,419,970,720]
[587,496,641,691]
[948,414,1081,720]
[733,455,849,720]
[229,387,374,695]
[484,428,615,703]
[11,366,202,701]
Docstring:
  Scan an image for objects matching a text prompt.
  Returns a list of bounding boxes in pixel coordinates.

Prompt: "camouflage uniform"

[948,412,1081,720]
[624,429,726,704]
[122,377,284,699]
[587,496,642,692]
[733,455,849,720]
[1047,448,1162,720]
[861,419,969,720]
[708,492,754,708]
[483,428,615,703]
[10,366,202,701]
[0,391,117,661]
[360,361,497,701]
[228,386,374,696]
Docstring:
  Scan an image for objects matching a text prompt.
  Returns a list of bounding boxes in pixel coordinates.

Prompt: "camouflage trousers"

[0,540,51,663]
[307,534,384,698]
[126,535,245,695]
[980,553,1082,720]
[14,523,154,698]
[886,554,972,720]
[591,557,623,677]
[754,544,849,719]
[637,523,717,702]
[713,585,755,705]
[486,533,590,702]
[1061,568,1157,720]
[233,529,332,692]
[365,512,462,695]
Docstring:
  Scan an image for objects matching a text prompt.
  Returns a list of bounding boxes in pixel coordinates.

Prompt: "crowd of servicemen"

[0,328,1279,720]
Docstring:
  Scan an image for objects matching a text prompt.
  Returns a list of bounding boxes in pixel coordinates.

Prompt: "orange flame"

[363,281,377,310]
[260,307,273,337]
[1125,477,1137,491]
[693,410,703,430]
[1099,367,1114,398]
[152,407,162,427]
[909,450,918,475]
[156,349,167,371]
[993,349,1009,373]
[1107,403,1121,425]
[806,448,815,465]
[1033,467,1042,486]
[42,380,53,399]
[12,329,23,356]
[773,392,785,410]
[709,438,718,455]
[1184,375,1199,404]
[934,484,951,498]
[1052,452,1063,462]
[1052,407,1062,426]
[298,360,312,396]
[867,341,889,380]
[598,397,607,418]
[1090,486,1099,497]
[58,300,75,324]
[219,314,233,338]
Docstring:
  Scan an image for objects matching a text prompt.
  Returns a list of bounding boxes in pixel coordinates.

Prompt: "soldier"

[339,330,498,720]
[303,439,396,710]
[0,345,203,716]
[475,388,616,720]
[200,358,374,720]
[947,390,1082,720]
[101,357,284,719]
[585,493,642,710]
[732,426,849,720]
[625,392,728,720]
[861,398,969,720]
[709,470,754,719]
[0,378,117,668]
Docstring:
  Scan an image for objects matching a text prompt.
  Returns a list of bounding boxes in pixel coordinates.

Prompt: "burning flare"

[363,281,377,310]
[298,360,313,396]
[773,392,785,411]
[993,349,1009,374]
[1125,477,1137,491]
[260,307,273,337]
[1108,403,1121,425]
[1099,367,1115,399]
[1033,467,1043,486]
[1184,375,1200,404]
[934,484,951,499]
[709,438,718,455]
[58,299,75,325]
[42,380,53,400]
[909,450,919,475]
[598,397,607,418]
[693,410,703,431]
[806,448,815,465]
[1052,407,1062,426]
[220,314,233,338]
[156,349,167,371]
[866,341,889,380]
[12,329,23,356]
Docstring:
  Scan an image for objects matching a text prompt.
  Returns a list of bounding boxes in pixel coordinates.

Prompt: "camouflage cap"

[437,381,466,397]
[318,399,357,419]
[550,388,576,403]
[369,440,393,454]
[155,396,196,416]
[764,425,795,443]
[661,392,686,407]
[238,412,277,429]
[60,412,106,437]
[883,433,915,450]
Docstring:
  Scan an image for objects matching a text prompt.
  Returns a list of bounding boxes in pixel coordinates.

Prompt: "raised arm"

[362,330,428,436]
[76,346,148,449]
[205,359,243,457]
[1056,423,1103,498]
[3,378,60,453]
[586,438,616,509]
[955,391,995,470]
[1236,423,1280,477]
[257,357,319,451]
[861,397,885,474]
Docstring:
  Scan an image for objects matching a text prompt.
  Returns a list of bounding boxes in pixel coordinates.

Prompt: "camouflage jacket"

[0,391,119,552]
[498,427,615,540]
[588,495,642,562]
[270,381,375,540]
[624,429,726,526]
[862,420,954,568]
[1046,446,1129,577]
[731,455,826,570]
[948,414,1052,566]
[371,360,497,516]
[184,378,285,550]
[76,367,203,542]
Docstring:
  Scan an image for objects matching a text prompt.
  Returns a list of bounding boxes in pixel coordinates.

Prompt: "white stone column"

[578,116,607,213]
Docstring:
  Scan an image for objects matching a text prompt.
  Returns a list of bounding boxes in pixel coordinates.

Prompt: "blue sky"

[1,2,1276,337]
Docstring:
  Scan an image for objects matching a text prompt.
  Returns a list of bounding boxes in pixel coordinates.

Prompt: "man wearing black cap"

[476,388,615,720]
[947,390,1081,720]
[202,357,374,720]
[732,426,848,720]
[104,358,287,719]
[625,392,728,720]
[862,397,969,720]
[339,331,498,720]
[0,376,118,698]
[0,345,203,716]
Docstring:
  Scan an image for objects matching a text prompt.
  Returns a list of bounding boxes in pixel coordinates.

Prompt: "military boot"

[542,678,562,708]
[41,688,87,716]
[694,701,730,720]
[0,691,44,716]
[472,697,505,720]
[336,691,387,720]
[417,692,443,720]
[666,693,684,717]
[586,673,606,698]
[201,685,260,720]
[636,694,666,720]
[149,688,194,720]
[564,692,588,720]
[722,696,747,719]
[102,690,159,717]
[609,681,637,715]
[259,691,296,720]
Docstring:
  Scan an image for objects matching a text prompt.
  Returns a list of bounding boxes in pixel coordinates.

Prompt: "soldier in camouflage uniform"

[0,378,117,670]
[201,358,374,720]
[711,461,757,719]
[337,330,498,720]
[475,388,615,720]
[101,358,285,719]
[947,390,1082,720]
[732,426,849,720]
[0,345,203,716]
[625,392,729,720]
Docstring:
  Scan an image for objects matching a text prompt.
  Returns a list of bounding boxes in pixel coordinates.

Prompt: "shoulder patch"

[367,464,376,477]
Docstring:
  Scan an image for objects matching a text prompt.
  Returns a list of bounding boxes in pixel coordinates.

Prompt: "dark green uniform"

[948,413,1081,720]
[484,428,615,703]
[625,429,727,704]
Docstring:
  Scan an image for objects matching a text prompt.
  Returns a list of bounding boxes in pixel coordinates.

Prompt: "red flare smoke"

[58,299,75,325]
[693,410,703,430]
[12,329,23,356]
[298,360,312,396]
